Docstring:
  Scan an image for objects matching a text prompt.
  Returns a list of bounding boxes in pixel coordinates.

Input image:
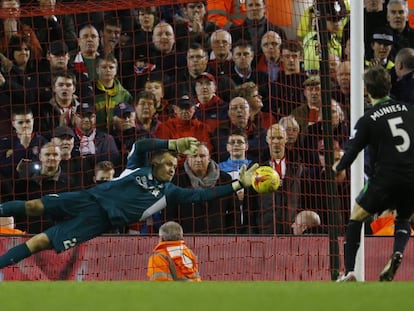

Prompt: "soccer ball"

[251,166,280,193]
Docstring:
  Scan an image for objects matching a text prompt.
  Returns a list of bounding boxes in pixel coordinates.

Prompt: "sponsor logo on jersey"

[136,174,164,197]
[47,194,60,197]
[136,175,149,189]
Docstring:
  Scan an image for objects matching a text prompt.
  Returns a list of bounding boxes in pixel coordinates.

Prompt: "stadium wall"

[0,236,412,281]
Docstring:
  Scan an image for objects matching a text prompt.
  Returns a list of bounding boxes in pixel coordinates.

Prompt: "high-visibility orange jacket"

[266,0,294,26]
[207,0,246,29]
[147,240,201,281]
[370,215,414,236]
[0,227,26,234]
[408,0,414,29]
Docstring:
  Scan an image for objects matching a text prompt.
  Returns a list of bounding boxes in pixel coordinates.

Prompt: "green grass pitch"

[1,281,414,311]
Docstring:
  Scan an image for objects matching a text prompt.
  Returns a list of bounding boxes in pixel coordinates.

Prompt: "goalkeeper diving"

[0,137,259,268]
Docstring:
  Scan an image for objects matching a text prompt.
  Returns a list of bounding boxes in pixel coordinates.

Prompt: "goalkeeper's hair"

[151,149,179,163]
[159,221,184,241]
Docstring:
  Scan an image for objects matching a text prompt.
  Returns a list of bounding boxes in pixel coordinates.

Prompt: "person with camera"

[14,142,72,233]
[0,106,48,202]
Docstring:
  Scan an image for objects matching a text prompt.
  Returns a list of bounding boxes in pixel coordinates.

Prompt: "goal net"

[0,0,393,281]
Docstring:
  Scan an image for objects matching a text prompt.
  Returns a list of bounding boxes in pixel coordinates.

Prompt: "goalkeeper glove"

[232,163,259,191]
[168,137,200,155]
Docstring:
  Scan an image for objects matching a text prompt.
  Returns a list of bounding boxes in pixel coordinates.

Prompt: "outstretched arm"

[126,138,200,169]
[166,163,260,206]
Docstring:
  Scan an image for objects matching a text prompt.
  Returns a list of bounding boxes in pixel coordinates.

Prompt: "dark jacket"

[72,129,120,169]
[229,17,287,54]
[166,165,235,234]
[249,156,303,234]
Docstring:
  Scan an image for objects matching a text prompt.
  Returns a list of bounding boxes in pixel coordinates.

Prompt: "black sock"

[344,220,363,274]
[0,201,26,217]
[0,243,32,268]
[394,219,411,254]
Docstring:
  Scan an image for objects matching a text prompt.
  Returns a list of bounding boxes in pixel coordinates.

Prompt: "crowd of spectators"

[0,0,411,236]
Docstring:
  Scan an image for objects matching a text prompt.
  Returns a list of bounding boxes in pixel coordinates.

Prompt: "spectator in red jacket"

[156,94,213,164]
[193,72,228,133]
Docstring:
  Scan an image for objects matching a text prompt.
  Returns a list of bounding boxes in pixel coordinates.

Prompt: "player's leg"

[0,233,51,268]
[378,218,407,281]
[0,199,45,217]
[337,203,371,282]
[379,193,413,281]
[338,181,387,282]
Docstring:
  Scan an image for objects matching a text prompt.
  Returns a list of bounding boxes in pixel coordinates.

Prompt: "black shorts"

[41,193,111,253]
[356,179,414,219]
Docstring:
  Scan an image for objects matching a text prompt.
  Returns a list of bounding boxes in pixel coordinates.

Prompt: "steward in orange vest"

[147,221,201,281]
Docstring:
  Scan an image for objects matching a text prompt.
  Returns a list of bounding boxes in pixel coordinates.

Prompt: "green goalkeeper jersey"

[85,138,235,227]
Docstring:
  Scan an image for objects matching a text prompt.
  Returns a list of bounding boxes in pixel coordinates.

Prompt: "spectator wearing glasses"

[209,29,232,62]
[133,90,162,140]
[257,31,282,83]
[219,129,253,233]
[208,29,233,76]
[211,96,268,164]
[176,42,235,103]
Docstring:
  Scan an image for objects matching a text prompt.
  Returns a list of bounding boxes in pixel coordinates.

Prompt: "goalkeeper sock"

[0,201,26,217]
[344,220,363,274]
[0,243,32,268]
[393,219,411,254]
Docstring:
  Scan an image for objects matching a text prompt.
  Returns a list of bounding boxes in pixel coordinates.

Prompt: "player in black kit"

[334,66,414,282]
